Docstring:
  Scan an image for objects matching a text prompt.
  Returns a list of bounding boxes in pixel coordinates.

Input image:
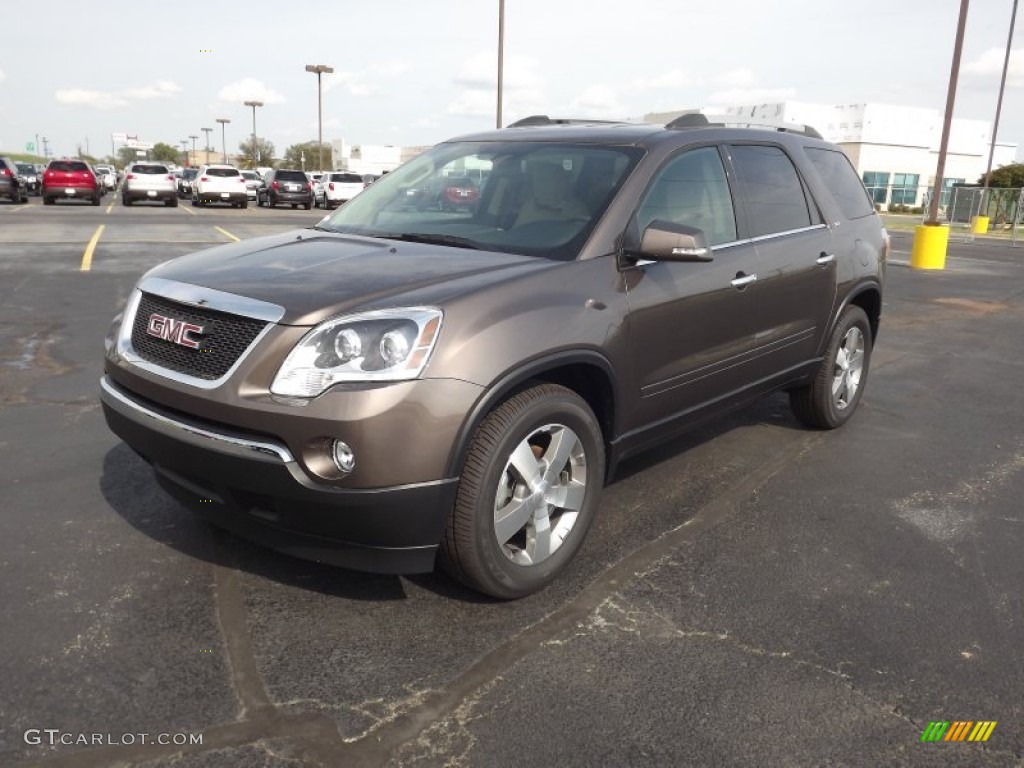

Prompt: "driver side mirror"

[626,219,713,262]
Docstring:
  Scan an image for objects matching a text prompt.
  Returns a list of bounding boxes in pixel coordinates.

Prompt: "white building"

[645,102,1017,210]
[329,139,403,175]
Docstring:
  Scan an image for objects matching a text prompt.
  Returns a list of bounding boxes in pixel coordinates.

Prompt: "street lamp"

[188,135,198,168]
[201,126,213,159]
[244,99,263,168]
[216,118,230,164]
[180,140,189,168]
[305,64,334,172]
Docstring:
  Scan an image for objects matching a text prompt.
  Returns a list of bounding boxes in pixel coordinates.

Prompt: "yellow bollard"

[910,224,949,270]
[971,215,989,234]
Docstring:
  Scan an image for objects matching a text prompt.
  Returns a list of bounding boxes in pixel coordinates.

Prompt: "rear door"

[725,143,835,374]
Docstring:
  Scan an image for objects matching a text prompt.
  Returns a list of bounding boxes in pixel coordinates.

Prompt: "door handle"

[816,252,836,265]
[730,273,757,289]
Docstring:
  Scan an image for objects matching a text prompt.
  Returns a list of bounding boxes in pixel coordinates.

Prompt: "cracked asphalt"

[1,202,1022,767]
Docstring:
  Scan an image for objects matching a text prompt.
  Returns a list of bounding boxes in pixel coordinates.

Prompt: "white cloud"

[455,53,541,90]
[568,85,627,118]
[714,68,756,88]
[0,69,6,83]
[964,47,1024,87]
[122,80,182,100]
[55,89,129,110]
[374,60,410,77]
[323,71,374,97]
[632,69,695,90]
[217,78,286,104]
[707,86,797,104]
[54,80,183,110]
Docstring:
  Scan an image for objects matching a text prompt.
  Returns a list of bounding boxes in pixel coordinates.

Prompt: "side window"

[730,145,812,237]
[635,147,737,245]
[804,148,874,220]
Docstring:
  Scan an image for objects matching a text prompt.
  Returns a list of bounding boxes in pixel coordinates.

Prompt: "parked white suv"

[122,162,178,207]
[191,165,248,208]
[316,171,365,209]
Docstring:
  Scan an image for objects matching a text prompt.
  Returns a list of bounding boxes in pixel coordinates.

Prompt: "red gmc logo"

[147,313,204,349]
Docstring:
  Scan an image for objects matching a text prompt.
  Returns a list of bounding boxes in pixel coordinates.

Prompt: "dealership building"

[645,101,1018,210]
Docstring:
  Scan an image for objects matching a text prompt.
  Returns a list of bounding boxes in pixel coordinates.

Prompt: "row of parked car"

[0,154,376,210]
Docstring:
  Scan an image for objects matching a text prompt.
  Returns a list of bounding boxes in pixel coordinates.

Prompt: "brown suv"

[101,115,886,598]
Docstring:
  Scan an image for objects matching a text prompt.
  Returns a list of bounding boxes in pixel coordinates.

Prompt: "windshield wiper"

[378,232,484,250]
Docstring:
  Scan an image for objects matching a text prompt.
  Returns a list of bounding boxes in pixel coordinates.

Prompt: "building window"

[940,178,964,207]
[891,173,920,205]
[862,171,889,205]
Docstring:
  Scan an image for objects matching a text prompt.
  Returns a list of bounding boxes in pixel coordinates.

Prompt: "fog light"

[332,440,356,474]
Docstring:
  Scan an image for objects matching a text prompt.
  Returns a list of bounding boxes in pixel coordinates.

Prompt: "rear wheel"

[167,198,178,208]
[123,196,132,206]
[303,203,311,210]
[789,305,872,429]
[240,199,248,209]
[440,383,605,599]
[91,195,101,206]
[43,196,54,206]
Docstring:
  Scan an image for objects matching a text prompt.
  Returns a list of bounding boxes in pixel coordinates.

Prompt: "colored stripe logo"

[921,721,996,742]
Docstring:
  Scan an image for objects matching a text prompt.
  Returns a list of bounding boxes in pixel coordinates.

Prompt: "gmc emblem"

[147,313,204,349]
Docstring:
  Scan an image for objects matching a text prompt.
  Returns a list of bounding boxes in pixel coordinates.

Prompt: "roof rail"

[506,115,626,128]
[666,113,823,140]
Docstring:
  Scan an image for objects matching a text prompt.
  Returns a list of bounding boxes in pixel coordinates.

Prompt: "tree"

[236,137,276,169]
[979,163,1024,188]
[117,146,141,167]
[283,141,333,172]
[150,142,181,163]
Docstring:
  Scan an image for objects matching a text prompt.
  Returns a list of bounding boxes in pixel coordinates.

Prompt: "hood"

[146,230,559,325]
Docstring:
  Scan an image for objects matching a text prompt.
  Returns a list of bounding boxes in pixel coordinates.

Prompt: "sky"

[2,0,1023,161]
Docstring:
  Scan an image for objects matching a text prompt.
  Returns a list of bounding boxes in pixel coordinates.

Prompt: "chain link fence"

[867,181,1024,246]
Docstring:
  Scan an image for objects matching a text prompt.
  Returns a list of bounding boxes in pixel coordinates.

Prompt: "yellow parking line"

[179,203,196,216]
[80,225,105,272]
[105,199,115,214]
[214,226,240,242]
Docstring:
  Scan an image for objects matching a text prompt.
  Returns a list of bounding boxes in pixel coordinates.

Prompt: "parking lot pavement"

[1,217,1021,766]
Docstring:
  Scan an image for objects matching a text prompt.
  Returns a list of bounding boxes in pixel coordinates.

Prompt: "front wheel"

[440,383,605,599]
[790,305,872,429]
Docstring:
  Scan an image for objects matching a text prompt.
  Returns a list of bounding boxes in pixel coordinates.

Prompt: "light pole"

[201,126,213,160]
[180,140,189,167]
[244,100,263,168]
[216,118,230,164]
[497,0,505,129]
[305,64,334,172]
[189,135,198,168]
[980,0,1018,214]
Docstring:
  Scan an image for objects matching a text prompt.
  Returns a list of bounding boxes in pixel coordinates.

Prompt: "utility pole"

[980,0,1018,215]
[189,135,198,168]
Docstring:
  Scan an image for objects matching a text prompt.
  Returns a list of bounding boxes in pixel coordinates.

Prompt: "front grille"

[131,292,267,380]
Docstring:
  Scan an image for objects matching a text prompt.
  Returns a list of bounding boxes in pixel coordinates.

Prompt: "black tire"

[168,198,178,208]
[123,196,132,206]
[440,383,605,599]
[91,195,101,206]
[240,199,248,209]
[790,305,872,429]
[303,203,311,210]
[43,196,54,206]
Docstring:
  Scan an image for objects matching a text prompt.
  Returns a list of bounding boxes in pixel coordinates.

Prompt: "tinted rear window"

[804,147,875,220]
[131,164,168,175]
[730,145,812,237]
[17,163,35,173]
[183,169,198,179]
[275,170,308,182]
[330,173,364,183]
[48,161,90,173]
[206,168,239,178]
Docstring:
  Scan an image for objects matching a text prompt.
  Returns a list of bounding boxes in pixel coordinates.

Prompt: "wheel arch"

[444,351,619,481]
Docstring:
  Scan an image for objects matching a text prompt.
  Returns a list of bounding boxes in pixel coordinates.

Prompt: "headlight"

[270,307,443,397]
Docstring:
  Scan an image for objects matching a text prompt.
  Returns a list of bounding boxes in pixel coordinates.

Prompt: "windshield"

[318,141,641,261]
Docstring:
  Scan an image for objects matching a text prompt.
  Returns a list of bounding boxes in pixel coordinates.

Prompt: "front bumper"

[100,375,458,573]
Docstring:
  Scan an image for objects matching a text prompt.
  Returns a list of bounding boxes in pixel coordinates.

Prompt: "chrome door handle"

[816,252,836,265]
[731,273,757,289]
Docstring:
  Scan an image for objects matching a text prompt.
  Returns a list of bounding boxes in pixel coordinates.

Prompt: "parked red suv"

[42,159,101,206]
